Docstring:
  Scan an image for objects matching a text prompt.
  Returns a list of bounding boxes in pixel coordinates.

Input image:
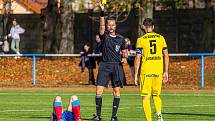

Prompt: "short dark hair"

[143,18,154,26]
[107,17,116,21]
[85,43,91,47]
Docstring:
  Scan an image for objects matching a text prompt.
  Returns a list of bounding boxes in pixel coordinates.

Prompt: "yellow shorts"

[139,74,163,96]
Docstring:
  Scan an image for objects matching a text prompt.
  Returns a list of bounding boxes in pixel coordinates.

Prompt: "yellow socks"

[153,95,162,113]
[143,99,151,121]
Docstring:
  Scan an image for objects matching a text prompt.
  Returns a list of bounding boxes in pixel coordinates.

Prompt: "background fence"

[1,9,214,54]
[154,9,215,53]
[0,53,214,89]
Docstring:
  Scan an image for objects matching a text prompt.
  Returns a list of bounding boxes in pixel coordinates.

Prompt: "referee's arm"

[99,3,105,35]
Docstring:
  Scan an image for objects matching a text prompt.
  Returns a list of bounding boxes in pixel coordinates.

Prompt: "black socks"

[96,96,102,116]
[112,96,120,117]
[96,96,120,118]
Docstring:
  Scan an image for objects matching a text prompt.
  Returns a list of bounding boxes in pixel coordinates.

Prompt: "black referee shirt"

[99,32,126,62]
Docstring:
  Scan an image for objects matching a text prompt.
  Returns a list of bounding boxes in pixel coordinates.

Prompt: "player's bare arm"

[121,50,128,64]
[99,3,105,35]
[163,49,169,83]
[134,54,141,86]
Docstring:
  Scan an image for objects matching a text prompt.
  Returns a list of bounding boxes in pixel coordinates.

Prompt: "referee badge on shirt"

[115,45,120,52]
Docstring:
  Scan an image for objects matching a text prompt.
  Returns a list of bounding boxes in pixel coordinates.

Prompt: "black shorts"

[96,62,124,88]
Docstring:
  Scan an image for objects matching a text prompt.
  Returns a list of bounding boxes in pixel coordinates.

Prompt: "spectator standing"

[9,19,25,55]
[80,43,96,85]
[93,34,102,65]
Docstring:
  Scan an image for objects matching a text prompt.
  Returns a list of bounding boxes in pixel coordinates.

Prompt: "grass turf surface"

[0,89,214,121]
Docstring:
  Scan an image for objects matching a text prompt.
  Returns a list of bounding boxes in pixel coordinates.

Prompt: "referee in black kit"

[91,3,127,121]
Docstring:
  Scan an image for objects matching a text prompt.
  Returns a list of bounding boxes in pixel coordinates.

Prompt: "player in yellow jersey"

[134,18,169,121]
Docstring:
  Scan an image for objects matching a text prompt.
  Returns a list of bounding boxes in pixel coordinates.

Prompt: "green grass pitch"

[0,90,214,121]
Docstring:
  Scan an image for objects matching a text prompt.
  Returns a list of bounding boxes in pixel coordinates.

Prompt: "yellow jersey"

[136,32,167,74]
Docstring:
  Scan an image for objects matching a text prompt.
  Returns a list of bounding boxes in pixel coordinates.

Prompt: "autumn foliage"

[0,57,214,89]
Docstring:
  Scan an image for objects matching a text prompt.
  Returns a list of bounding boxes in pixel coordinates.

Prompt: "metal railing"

[0,53,214,88]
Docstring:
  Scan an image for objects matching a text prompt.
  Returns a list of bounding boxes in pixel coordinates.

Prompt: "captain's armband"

[136,48,143,55]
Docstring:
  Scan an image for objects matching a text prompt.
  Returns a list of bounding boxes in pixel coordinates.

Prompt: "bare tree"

[41,0,75,54]
[40,0,154,53]
[59,0,75,54]
[137,0,153,36]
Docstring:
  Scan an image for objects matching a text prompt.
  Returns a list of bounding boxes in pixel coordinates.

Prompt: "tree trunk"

[203,0,213,52]
[41,0,75,54]
[138,0,153,37]
[41,0,59,53]
[59,0,75,54]
[145,0,153,18]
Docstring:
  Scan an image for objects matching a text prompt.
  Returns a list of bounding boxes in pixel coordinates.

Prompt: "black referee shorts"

[96,62,124,88]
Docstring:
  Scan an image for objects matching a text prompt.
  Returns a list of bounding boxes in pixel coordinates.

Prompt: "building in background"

[0,0,48,54]
[0,0,48,14]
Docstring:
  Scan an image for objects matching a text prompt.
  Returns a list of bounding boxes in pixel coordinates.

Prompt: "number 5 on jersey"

[150,40,156,54]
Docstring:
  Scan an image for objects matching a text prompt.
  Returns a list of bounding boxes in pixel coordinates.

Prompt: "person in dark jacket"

[80,43,96,85]
[93,34,102,65]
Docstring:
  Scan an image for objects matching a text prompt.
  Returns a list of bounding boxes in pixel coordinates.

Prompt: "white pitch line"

[163,104,215,108]
[0,93,214,96]
[122,104,215,109]
[0,109,45,112]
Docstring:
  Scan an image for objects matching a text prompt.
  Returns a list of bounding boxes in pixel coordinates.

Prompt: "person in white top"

[8,19,25,55]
